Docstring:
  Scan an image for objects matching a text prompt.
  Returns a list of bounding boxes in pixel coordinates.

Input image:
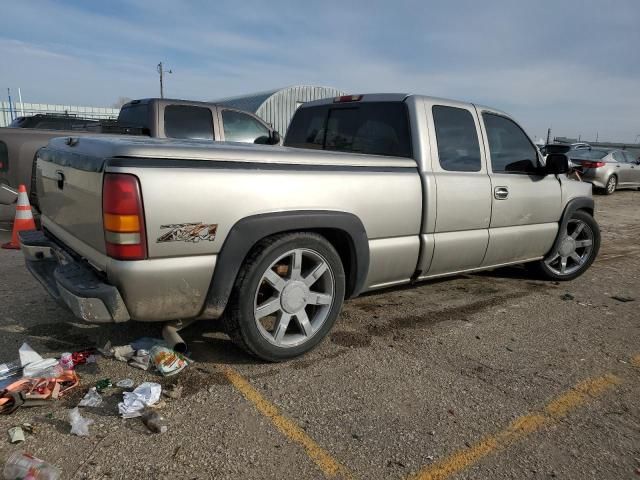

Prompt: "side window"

[612,151,625,163]
[221,110,270,144]
[623,151,637,164]
[432,105,482,172]
[483,113,539,174]
[164,105,213,141]
[0,141,8,171]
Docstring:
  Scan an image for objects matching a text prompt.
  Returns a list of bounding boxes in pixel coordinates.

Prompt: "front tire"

[529,210,600,281]
[223,232,345,361]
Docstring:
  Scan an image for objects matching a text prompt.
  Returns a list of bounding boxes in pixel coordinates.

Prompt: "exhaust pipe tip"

[162,319,196,354]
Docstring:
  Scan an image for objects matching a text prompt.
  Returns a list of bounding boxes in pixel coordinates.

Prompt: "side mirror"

[545,153,569,175]
[269,130,281,145]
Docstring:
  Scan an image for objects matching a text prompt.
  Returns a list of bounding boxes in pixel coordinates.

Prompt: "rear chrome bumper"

[19,230,130,323]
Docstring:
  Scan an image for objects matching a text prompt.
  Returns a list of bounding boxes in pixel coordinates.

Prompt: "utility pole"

[546,128,551,145]
[595,131,598,143]
[157,62,172,98]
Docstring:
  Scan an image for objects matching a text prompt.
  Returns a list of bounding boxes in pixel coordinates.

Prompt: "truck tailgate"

[36,140,106,259]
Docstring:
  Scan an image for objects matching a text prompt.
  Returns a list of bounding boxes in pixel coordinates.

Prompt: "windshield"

[569,149,609,160]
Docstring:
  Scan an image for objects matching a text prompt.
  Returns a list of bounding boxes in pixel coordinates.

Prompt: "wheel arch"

[200,210,370,319]
[547,197,595,256]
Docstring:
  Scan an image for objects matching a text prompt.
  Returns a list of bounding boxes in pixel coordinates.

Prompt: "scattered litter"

[0,359,22,381]
[69,407,93,437]
[97,341,113,358]
[95,379,112,393]
[3,451,61,480]
[23,359,62,378]
[8,426,25,444]
[19,342,43,367]
[116,379,135,388]
[0,371,80,414]
[611,295,635,303]
[59,352,74,370]
[113,345,135,362]
[162,384,183,400]
[131,337,167,351]
[128,349,151,371]
[78,388,102,408]
[21,423,35,434]
[118,382,161,418]
[150,346,190,376]
[72,350,97,366]
[561,293,575,301]
[141,409,168,434]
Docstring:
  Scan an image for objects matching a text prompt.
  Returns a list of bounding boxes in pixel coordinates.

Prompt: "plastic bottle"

[2,451,61,480]
[0,359,22,380]
[141,409,168,434]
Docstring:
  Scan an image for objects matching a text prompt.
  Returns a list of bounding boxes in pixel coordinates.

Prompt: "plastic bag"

[69,407,93,436]
[78,387,102,407]
[150,346,189,376]
[118,382,161,418]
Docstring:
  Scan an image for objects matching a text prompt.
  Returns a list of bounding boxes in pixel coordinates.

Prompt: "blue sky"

[1,0,639,141]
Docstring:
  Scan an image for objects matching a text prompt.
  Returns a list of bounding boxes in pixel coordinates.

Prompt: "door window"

[612,151,625,163]
[432,106,482,172]
[221,110,271,144]
[622,151,637,164]
[483,113,540,174]
[164,105,213,140]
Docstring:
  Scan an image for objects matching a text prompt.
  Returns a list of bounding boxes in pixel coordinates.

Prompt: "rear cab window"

[164,105,214,141]
[432,105,482,172]
[285,102,412,158]
[118,103,150,131]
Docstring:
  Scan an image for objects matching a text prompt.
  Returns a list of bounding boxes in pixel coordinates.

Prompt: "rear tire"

[528,210,600,281]
[223,232,345,361]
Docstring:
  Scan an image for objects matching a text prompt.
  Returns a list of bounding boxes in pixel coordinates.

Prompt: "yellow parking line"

[218,364,353,479]
[409,373,621,480]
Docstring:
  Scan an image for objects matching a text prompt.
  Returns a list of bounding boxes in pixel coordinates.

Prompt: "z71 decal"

[156,223,218,243]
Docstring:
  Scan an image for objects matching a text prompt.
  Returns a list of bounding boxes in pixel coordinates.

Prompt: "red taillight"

[103,173,147,260]
[333,95,363,103]
[579,161,606,169]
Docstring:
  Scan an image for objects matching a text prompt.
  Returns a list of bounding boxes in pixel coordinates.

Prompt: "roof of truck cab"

[45,135,418,169]
[299,93,509,117]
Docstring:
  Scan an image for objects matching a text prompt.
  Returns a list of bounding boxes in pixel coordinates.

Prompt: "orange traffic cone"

[1,184,37,250]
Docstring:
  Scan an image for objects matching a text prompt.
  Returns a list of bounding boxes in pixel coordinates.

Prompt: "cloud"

[0,0,638,141]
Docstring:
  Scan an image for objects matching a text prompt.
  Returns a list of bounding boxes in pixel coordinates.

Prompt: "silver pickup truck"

[20,93,600,361]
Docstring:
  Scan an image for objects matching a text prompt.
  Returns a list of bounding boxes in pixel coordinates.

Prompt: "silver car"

[570,148,640,194]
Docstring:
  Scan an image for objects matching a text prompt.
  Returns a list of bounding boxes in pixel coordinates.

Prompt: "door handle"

[494,186,509,200]
[56,171,65,190]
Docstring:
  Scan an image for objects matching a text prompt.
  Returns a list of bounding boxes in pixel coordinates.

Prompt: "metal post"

[546,128,551,145]
[157,62,172,99]
[7,88,14,121]
[157,62,164,98]
[18,88,24,116]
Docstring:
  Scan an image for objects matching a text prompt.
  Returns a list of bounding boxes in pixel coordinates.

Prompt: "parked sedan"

[570,148,640,194]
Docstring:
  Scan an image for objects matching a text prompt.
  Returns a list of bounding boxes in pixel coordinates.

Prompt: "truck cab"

[118,98,280,145]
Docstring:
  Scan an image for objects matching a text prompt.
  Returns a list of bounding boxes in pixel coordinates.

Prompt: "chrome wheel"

[545,219,594,276]
[254,248,334,348]
[606,176,617,194]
